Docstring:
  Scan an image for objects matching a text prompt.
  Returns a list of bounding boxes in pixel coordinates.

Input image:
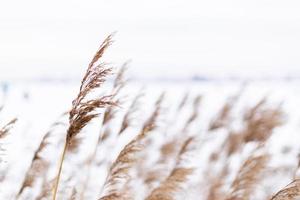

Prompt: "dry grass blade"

[99,94,165,200]
[80,34,114,92]
[79,64,128,199]
[242,99,284,143]
[67,34,114,145]
[209,87,243,131]
[69,188,77,200]
[160,138,179,162]
[142,92,165,133]
[112,62,129,95]
[102,63,128,126]
[16,131,51,198]
[182,95,202,132]
[99,139,142,199]
[0,118,17,139]
[225,153,269,200]
[146,168,194,200]
[0,118,17,167]
[16,116,65,198]
[207,167,228,200]
[145,137,195,200]
[67,89,113,148]
[221,99,284,157]
[143,98,199,190]
[207,179,224,200]
[36,178,56,200]
[142,138,180,191]
[118,90,143,135]
[209,95,239,131]
[52,35,114,200]
[177,92,189,112]
[224,132,244,156]
[270,179,300,200]
[294,154,300,179]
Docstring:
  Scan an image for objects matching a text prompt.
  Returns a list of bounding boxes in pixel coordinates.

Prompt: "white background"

[1,0,300,79]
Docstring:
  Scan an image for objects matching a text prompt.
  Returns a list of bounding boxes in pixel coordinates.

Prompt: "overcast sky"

[1,0,300,80]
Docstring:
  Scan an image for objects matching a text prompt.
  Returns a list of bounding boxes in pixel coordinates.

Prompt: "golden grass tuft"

[270,179,300,200]
[79,64,130,199]
[222,99,284,157]
[146,168,194,200]
[242,99,284,143]
[209,93,240,131]
[1,36,296,200]
[99,93,165,200]
[52,34,114,200]
[145,137,195,200]
[226,153,269,200]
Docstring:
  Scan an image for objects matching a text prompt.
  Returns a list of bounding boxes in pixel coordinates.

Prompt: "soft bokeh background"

[1,0,300,80]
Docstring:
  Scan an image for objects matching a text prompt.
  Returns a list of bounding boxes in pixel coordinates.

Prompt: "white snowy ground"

[0,79,300,200]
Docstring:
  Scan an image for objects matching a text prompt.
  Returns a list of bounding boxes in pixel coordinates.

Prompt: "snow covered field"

[1,79,300,199]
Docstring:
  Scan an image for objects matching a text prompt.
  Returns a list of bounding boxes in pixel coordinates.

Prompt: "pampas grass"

[145,136,196,200]
[1,36,299,200]
[16,131,51,198]
[98,92,165,200]
[16,117,65,199]
[226,153,269,200]
[242,99,284,143]
[208,93,240,131]
[52,35,114,200]
[270,179,300,200]
[79,64,128,200]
